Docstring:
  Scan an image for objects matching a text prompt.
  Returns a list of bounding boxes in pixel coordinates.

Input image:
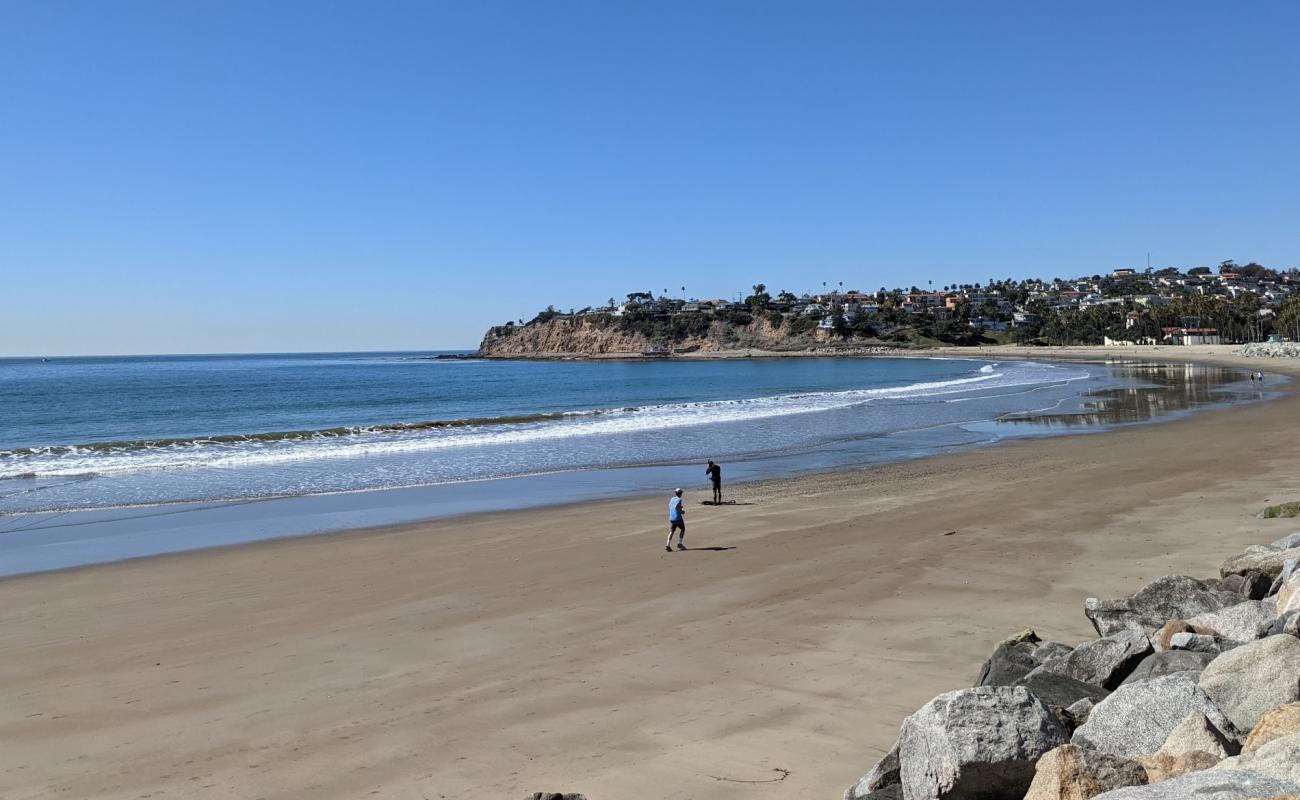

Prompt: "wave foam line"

[1,363,1085,479]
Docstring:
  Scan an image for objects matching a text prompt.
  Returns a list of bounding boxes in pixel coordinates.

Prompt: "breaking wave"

[0,363,1082,481]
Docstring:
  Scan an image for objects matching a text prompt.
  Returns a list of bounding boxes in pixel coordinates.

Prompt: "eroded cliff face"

[477,315,826,357]
[479,318,664,357]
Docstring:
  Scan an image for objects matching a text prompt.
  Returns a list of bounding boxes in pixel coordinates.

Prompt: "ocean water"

[0,353,1267,575]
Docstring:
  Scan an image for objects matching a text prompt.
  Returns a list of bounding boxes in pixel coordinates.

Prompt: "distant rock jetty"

[845,530,1300,800]
[1241,341,1300,358]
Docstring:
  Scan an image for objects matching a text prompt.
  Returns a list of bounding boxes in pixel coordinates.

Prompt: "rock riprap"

[1084,576,1239,636]
[1052,629,1152,689]
[1210,732,1300,785]
[1015,666,1110,709]
[1198,634,1300,733]
[1022,744,1147,800]
[1241,341,1300,358]
[896,686,1068,800]
[845,742,900,800]
[1120,650,1216,685]
[1221,546,1300,580]
[1187,600,1279,641]
[1070,672,1230,758]
[1090,768,1300,798]
[843,531,1300,800]
[1242,702,1300,752]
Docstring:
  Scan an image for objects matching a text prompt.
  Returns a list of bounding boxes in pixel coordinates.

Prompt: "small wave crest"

[1,362,1084,480]
[0,410,599,460]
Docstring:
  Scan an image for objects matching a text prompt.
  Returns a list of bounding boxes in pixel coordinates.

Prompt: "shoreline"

[0,352,1275,580]
[2,347,1298,799]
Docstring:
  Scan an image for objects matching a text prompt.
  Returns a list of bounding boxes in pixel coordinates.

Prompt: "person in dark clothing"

[706,460,722,504]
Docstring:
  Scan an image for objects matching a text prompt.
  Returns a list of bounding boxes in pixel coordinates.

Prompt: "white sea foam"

[1,361,1085,480]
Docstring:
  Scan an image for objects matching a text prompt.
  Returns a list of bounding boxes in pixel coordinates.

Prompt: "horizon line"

[0,347,482,360]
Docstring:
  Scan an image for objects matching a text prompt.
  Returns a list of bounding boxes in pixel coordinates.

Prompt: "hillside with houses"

[479,261,1300,356]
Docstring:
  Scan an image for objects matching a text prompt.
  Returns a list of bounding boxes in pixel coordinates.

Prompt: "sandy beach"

[2,346,1298,800]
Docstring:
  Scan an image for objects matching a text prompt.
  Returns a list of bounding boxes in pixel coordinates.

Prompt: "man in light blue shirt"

[666,488,686,552]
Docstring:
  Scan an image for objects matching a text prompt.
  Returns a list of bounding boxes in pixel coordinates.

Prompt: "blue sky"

[2,1,1298,355]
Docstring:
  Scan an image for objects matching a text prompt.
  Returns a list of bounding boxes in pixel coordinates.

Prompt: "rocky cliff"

[477,314,840,358]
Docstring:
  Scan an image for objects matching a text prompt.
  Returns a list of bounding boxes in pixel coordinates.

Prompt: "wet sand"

[1,345,1298,800]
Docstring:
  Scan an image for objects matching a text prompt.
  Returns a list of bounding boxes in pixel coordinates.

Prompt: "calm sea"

[0,352,1251,519]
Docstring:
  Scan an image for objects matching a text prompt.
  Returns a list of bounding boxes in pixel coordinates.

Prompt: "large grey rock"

[1060,630,1153,689]
[1221,546,1300,580]
[1066,697,1096,727]
[1271,531,1300,550]
[1091,768,1300,799]
[1033,641,1075,662]
[845,741,901,800]
[1187,600,1279,641]
[1085,576,1240,637]
[897,685,1068,800]
[975,640,1039,687]
[1198,634,1300,733]
[1270,557,1300,592]
[1169,632,1241,654]
[1016,666,1110,710]
[1264,609,1300,637]
[1156,711,1234,759]
[1023,744,1147,800]
[1276,571,1300,616]
[1121,650,1216,685]
[1071,672,1231,758]
[1215,571,1273,601]
[1211,732,1300,785]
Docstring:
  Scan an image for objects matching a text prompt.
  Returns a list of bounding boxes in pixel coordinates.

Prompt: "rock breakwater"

[1241,342,1300,358]
[845,532,1300,800]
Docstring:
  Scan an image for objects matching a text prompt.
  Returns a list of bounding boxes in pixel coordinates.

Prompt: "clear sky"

[3,1,1298,355]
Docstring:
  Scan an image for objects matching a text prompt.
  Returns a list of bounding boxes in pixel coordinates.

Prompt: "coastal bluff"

[477,314,858,358]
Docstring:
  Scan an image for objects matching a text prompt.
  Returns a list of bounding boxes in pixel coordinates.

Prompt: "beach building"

[1161,327,1222,346]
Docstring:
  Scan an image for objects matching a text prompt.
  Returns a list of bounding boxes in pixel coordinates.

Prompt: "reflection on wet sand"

[998,363,1266,429]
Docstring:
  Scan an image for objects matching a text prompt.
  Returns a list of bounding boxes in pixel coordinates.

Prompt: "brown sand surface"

[1,346,1297,800]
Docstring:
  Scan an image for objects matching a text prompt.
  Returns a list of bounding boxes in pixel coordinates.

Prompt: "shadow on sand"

[700,501,754,506]
[683,546,737,552]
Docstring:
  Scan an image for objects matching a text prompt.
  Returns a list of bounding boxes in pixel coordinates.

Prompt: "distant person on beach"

[706,460,722,504]
[666,488,686,552]
[1256,371,1264,384]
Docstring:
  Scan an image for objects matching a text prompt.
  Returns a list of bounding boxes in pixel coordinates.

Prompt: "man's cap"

[674,488,683,495]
